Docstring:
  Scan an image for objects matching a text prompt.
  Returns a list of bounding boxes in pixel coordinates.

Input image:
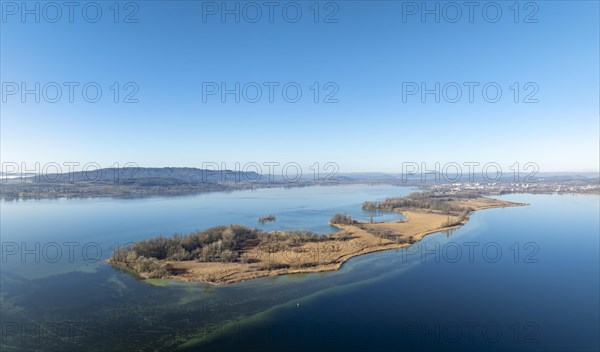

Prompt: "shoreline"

[109,197,527,285]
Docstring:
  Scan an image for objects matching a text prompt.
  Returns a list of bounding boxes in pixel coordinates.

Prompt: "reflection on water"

[1,188,598,351]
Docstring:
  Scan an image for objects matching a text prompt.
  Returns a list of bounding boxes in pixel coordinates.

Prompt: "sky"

[1,0,599,174]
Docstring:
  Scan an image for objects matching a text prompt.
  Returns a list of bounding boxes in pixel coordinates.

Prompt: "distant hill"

[0,167,272,200]
[7,167,262,185]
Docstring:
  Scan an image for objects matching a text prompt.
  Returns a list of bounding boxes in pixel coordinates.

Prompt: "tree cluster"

[330,213,353,225]
[362,192,473,215]
[113,225,261,266]
[111,225,338,278]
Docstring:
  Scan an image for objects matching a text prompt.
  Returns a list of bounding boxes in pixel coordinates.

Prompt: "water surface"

[0,187,598,351]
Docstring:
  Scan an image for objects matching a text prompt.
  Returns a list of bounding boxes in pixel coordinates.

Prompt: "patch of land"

[109,193,526,285]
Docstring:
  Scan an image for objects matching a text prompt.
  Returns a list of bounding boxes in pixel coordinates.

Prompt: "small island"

[258,214,276,224]
[109,192,526,285]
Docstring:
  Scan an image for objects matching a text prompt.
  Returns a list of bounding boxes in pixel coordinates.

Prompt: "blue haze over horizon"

[1,0,598,173]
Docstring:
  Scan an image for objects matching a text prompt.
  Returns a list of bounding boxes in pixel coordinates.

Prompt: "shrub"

[200,241,222,262]
[259,262,289,270]
[330,213,353,225]
[114,252,171,278]
[131,235,180,260]
[220,250,238,263]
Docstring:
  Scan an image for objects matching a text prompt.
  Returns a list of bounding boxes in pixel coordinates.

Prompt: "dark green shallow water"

[1,186,598,351]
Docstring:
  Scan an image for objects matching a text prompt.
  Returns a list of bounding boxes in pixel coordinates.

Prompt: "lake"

[0,185,598,351]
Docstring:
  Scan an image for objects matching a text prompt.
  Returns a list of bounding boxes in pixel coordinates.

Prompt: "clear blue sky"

[1,1,598,173]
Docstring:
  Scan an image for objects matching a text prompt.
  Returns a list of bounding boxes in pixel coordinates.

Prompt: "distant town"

[427,181,600,196]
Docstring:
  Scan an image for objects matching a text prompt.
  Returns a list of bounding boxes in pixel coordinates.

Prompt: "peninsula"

[109,192,526,285]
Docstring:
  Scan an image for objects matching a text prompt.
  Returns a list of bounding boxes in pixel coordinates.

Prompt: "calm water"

[0,186,598,351]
